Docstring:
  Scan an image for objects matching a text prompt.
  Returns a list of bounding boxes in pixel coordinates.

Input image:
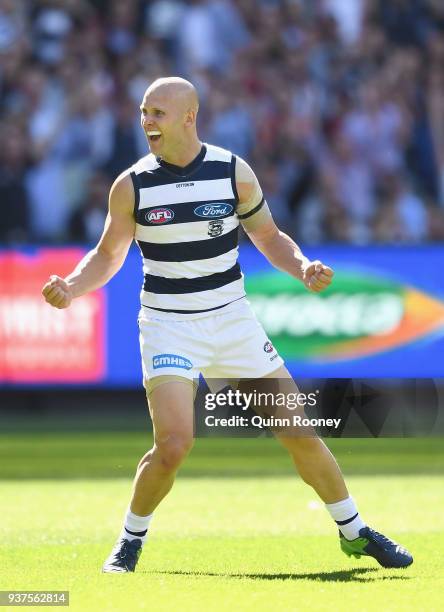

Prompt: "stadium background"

[2,0,444,389]
[1,2,444,610]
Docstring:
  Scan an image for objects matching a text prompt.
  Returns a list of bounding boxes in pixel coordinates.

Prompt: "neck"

[160,138,202,167]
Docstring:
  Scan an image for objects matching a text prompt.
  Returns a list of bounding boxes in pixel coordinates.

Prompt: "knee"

[137,447,155,471]
[281,435,323,460]
[154,435,194,472]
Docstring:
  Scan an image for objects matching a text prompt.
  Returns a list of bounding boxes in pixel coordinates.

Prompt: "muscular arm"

[42,171,136,308]
[236,157,333,292]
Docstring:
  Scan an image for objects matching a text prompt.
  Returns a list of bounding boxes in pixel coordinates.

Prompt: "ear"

[184,109,196,127]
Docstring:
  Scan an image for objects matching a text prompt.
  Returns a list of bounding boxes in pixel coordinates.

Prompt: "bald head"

[144,77,199,114]
[140,76,202,162]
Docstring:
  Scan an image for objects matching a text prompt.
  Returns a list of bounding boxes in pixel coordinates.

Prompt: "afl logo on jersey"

[194,203,233,218]
[146,208,175,224]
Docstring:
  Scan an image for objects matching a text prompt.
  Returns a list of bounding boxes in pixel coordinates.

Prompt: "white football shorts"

[138,298,284,385]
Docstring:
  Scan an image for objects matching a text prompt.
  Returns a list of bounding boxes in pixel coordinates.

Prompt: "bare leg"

[279,435,348,503]
[263,365,348,503]
[130,379,194,516]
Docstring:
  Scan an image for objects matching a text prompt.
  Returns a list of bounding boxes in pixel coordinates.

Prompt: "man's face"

[140,90,184,156]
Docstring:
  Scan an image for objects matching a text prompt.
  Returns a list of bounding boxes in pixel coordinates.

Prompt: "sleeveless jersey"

[131,143,245,313]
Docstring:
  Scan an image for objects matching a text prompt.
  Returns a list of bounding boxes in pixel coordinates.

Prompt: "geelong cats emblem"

[208,220,224,237]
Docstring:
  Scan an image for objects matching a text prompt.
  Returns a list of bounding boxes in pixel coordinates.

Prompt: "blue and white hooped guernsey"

[131,143,245,313]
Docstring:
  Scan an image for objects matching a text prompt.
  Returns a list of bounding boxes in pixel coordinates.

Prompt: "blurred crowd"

[1,0,444,246]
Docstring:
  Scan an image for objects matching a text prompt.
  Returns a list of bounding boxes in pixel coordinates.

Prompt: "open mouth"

[147,131,162,143]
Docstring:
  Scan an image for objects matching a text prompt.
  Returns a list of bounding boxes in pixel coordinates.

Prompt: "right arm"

[42,171,136,309]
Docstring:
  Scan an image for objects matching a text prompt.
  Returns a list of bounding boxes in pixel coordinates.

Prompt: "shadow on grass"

[149,567,412,583]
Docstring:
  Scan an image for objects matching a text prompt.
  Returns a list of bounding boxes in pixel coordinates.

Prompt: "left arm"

[236,157,333,292]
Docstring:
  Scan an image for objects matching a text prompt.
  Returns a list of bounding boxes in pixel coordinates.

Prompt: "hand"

[41,275,73,309]
[302,260,334,292]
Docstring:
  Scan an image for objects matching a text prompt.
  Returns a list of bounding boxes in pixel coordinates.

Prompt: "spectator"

[342,78,406,175]
[105,0,139,57]
[322,0,366,46]
[374,173,429,243]
[0,0,442,245]
[426,39,444,205]
[378,0,428,47]
[0,124,31,244]
[68,171,110,244]
[320,134,376,243]
[0,0,27,54]
[19,65,69,242]
[205,83,255,159]
[104,96,141,179]
[177,0,248,77]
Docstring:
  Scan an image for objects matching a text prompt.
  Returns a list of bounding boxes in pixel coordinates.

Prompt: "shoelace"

[368,528,410,555]
[367,528,397,550]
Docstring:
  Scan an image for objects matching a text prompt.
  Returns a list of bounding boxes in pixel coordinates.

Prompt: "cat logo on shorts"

[263,341,274,353]
[208,220,224,237]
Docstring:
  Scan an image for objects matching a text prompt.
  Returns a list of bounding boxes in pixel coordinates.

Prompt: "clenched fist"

[41,275,73,309]
[302,260,334,292]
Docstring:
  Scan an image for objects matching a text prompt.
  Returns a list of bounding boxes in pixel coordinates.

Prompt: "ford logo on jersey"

[194,203,233,218]
[146,208,175,224]
[153,354,193,370]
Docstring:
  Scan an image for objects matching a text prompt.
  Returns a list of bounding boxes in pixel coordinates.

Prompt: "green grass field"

[1,434,443,611]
